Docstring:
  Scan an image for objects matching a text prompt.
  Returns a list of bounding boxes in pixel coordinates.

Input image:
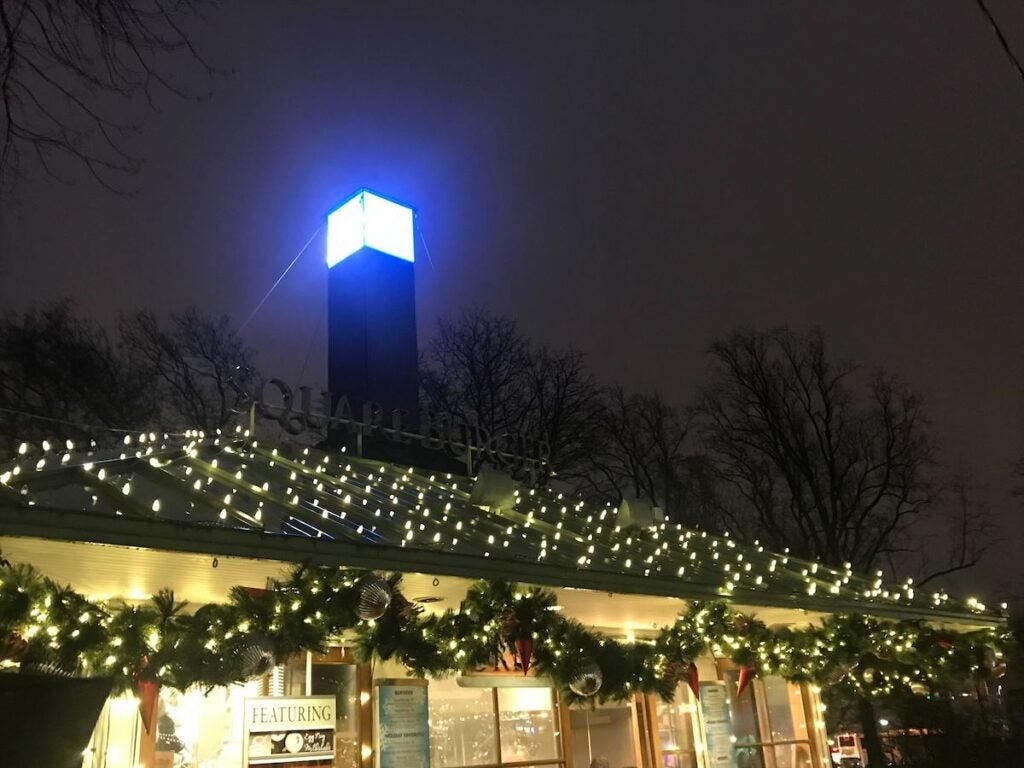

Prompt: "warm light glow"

[326,189,414,266]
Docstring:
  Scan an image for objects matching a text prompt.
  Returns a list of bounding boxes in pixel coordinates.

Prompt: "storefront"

[0,433,1008,768]
[0,190,1010,767]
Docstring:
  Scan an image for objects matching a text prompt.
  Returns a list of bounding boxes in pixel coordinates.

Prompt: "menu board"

[243,696,336,766]
[698,682,737,768]
[375,679,430,768]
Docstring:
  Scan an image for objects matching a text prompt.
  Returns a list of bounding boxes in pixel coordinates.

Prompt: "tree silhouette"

[0,0,213,195]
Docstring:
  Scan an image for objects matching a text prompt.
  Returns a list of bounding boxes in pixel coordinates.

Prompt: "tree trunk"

[857,694,886,766]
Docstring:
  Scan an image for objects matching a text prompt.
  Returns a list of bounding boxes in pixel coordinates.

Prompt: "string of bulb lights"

[0,429,1012,705]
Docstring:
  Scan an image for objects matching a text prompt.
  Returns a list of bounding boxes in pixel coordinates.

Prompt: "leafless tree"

[420,307,603,477]
[0,0,213,195]
[119,307,257,432]
[0,300,156,455]
[421,307,532,438]
[914,464,998,588]
[581,387,713,528]
[696,327,993,578]
[521,345,605,479]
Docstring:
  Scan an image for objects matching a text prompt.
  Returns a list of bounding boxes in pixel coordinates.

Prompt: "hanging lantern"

[356,575,392,621]
[687,662,700,700]
[136,677,160,734]
[736,665,756,697]
[240,635,277,679]
[569,662,603,697]
[514,635,534,676]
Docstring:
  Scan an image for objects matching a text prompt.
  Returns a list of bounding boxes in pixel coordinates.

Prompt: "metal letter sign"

[228,373,550,474]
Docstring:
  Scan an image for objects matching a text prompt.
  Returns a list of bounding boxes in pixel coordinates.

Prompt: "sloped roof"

[0,432,1003,627]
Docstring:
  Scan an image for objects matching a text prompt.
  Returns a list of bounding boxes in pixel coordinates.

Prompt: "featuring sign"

[698,682,737,768]
[374,679,430,768]
[243,696,336,767]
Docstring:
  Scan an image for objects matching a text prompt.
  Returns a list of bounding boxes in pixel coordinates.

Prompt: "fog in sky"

[1,2,1022,596]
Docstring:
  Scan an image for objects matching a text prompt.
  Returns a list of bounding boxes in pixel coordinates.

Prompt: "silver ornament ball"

[357,575,393,620]
[569,662,603,697]
[240,635,277,679]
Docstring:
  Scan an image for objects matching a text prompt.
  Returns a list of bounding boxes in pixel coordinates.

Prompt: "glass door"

[569,698,644,768]
[646,685,700,768]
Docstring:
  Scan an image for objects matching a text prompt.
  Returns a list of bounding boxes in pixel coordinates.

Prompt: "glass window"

[653,685,698,768]
[498,687,560,762]
[722,671,813,768]
[727,672,760,747]
[429,678,565,768]
[311,662,360,768]
[569,700,639,768]
[771,742,813,768]
[428,678,498,767]
[153,684,252,767]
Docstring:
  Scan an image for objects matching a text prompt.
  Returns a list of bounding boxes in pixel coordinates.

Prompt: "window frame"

[644,686,702,768]
[721,664,817,768]
[428,679,568,768]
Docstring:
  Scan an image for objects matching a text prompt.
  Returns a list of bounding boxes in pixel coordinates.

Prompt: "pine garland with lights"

[0,557,1013,705]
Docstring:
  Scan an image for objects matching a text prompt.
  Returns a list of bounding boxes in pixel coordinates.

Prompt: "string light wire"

[239,226,323,333]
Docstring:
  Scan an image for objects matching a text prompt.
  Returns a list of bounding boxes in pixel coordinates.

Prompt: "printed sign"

[375,679,430,768]
[699,682,737,768]
[243,696,336,767]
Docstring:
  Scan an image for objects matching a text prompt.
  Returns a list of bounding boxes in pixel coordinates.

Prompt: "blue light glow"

[326,189,415,267]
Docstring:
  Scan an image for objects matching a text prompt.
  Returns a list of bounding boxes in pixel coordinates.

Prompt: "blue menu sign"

[699,682,737,768]
[375,679,430,768]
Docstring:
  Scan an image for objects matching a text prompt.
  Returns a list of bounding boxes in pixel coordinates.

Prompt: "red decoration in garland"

[736,665,756,697]
[136,677,159,733]
[515,635,534,676]
[687,662,700,700]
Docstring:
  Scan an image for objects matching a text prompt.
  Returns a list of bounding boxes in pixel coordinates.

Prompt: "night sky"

[1,2,1022,596]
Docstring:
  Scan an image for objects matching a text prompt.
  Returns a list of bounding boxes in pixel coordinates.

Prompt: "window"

[429,677,565,768]
[569,699,642,768]
[649,684,699,768]
[152,684,255,767]
[282,650,365,768]
[498,687,561,762]
[310,662,361,767]
[724,671,814,768]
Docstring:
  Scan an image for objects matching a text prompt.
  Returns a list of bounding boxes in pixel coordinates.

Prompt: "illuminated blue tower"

[325,189,418,426]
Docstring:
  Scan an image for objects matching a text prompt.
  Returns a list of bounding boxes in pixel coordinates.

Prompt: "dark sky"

[1,2,1022,595]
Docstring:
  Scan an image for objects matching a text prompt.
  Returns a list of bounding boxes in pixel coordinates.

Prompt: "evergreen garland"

[0,558,1012,704]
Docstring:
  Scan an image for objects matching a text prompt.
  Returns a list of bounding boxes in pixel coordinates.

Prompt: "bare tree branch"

[119,306,257,432]
[975,0,1024,88]
[0,0,214,196]
[695,327,992,581]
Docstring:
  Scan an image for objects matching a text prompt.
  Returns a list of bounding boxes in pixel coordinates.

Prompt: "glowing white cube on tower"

[326,189,415,267]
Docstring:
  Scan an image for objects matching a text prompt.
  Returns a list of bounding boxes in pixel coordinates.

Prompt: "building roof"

[0,432,1004,627]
